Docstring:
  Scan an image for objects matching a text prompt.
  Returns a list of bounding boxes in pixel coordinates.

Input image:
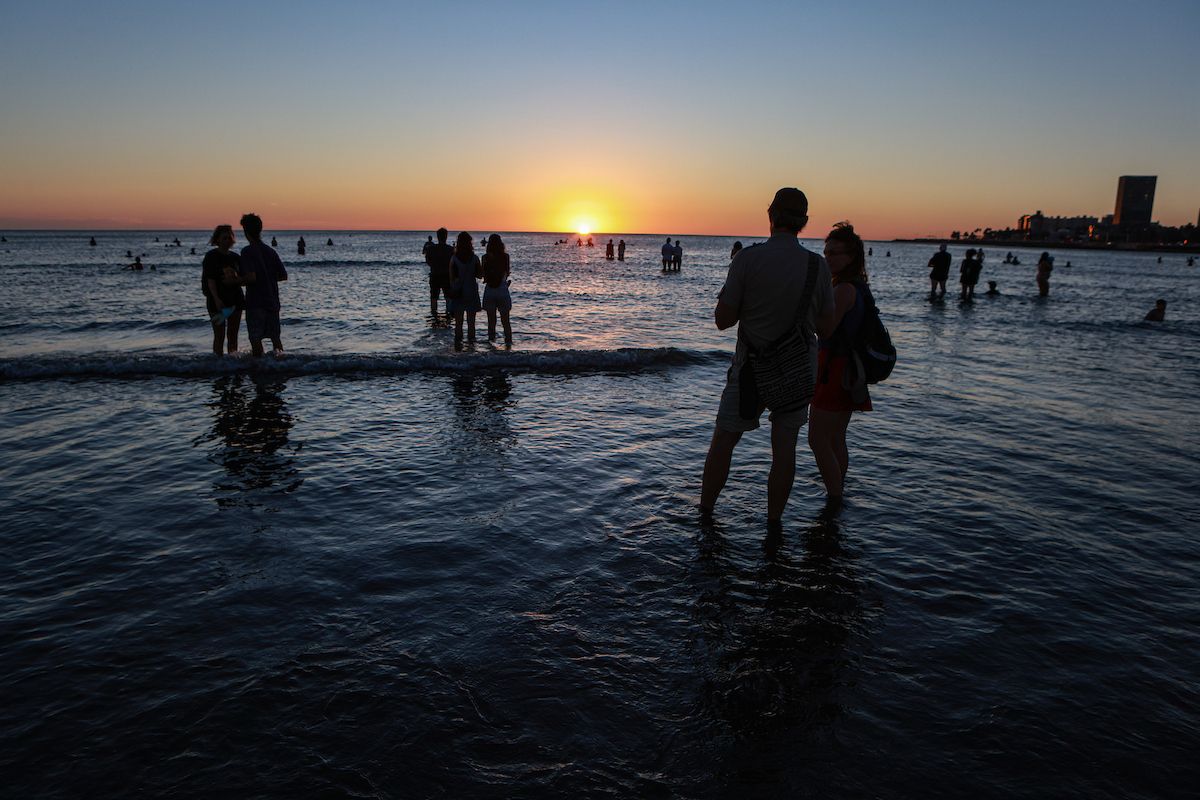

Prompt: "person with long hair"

[481,234,513,345]
[200,224,245,355]
[1036,251,1053,297]
[449,231,483,345]
[808,222,873,506]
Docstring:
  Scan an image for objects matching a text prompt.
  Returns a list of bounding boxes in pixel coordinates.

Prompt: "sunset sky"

[1,0,1197,238]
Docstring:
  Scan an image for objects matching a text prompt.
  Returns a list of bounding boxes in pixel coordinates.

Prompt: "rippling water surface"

[1,231,1198,798]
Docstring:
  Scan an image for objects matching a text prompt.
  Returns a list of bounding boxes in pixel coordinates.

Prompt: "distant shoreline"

[893,238,1200,255]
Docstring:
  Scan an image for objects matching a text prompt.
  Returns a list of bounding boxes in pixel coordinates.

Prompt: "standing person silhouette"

[959,248,981,302]
[927,244,951,299]
[672,240,683,270]
[1036,252,1054,297]
[425,227,455,319]
[238,213,288,358]
[809,223,874,506]
[661,237,673,270]
[700,187,836,527]
[449,232,483,347]
[617,239,626,261]
[482,234,514,346]
[201,224,245,356]
[605,239,615,260]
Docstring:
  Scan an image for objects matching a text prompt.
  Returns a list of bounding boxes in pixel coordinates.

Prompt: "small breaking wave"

[0,347,726,381]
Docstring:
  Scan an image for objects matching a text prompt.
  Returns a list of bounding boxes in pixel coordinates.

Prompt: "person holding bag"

[700,187,837,527]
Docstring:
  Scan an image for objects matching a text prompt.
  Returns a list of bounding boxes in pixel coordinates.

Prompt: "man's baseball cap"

[769,187,808,217]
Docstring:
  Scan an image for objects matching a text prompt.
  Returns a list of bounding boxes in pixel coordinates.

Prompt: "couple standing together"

[201,213,288,357]
[425,227,513,346]
[701,187,874,527]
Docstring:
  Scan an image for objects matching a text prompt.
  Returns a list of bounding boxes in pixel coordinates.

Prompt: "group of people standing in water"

[423,227,513,347]
[927,244,1060,301]
[201,214,289,358]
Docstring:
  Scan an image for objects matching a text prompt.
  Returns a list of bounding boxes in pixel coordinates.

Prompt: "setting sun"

[574,219,594,236]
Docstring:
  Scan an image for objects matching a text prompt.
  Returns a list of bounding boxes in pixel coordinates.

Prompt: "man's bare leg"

[700,426,742,514]
[767,423,801,522]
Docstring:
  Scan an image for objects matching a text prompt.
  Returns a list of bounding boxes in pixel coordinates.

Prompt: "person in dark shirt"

[928,244,951,299]
[425,227,455,319]
[481,234,513,345]
[618,239,626,261]
[959,248,982,302]
[201,224,245,356]
[238,213,288,358]
[1144,299,1166,321]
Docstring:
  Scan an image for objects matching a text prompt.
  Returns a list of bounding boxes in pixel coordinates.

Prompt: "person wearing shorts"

[201,224,245,355]
[481,234,513,346]
[426,227,454,318]
[700,187,836,527]
[238,213,288,358]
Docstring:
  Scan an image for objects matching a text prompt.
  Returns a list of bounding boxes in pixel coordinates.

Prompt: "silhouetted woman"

[809,222,873,504]
[481,233,513,345]
[201,224,245,355]
[449,231,483,345]
[1036,252,1053,297]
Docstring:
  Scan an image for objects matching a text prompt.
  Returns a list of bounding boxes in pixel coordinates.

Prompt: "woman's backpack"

[845,284,897,384]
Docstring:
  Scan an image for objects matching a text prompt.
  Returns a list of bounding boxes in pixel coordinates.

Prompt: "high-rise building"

[1113,176,1156,225]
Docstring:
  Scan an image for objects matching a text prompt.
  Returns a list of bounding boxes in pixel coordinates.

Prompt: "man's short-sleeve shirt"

[240,241,288,312]
[719,234,834,362]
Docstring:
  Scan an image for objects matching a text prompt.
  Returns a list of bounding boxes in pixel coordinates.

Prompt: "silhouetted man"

[239,213,288,357]
[700,187,836,527]
[426,227,455,317]
[928,244,951,299]
[661,237,673,269]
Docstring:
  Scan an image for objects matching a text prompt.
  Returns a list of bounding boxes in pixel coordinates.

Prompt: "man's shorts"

[246,308,282,343]
[715,359,809,433]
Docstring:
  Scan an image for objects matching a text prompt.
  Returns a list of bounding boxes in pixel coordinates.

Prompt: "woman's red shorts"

[811,350,873,413]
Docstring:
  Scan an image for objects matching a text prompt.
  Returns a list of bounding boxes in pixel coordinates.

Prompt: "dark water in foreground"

[1,232,1198,798]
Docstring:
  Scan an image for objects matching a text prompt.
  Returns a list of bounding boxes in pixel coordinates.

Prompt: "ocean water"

[1,230,1198,798]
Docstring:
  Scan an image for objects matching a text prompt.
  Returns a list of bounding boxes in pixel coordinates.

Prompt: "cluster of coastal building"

[946,175,1198,247]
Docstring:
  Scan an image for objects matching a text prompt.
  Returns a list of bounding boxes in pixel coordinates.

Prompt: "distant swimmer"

[1144,299,1166,322]
[885,250,891,257]
[928,244,951,300]
[1157,256,1163,264]
[577,238,583,247]
[154,237,160,242]
[173,237,182,247]
[326,237,334,246]
[1064,261,1072,268]
[606,239,615,260]
[1005,251,1014,264]
[125,256,144,271]
[271,236,278,247]
[867,247,873,256]
[730,241,743,260]
[89,236,97,246]
[1188,257,1195,267]
[661,237,672,269]
[617,239,626,261]
[587,236,594,247]
[1036,252,1053,297]
[125,250,134,258]
[297,236,306,255]
[190,247,196,255]
[672,239,682,270]
[985,280,999,295]
[1,236,6,243]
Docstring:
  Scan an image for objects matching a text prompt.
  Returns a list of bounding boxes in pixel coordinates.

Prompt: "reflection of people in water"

[205,375,301,508]
[449,372,516,451]
[692,515,860,787]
